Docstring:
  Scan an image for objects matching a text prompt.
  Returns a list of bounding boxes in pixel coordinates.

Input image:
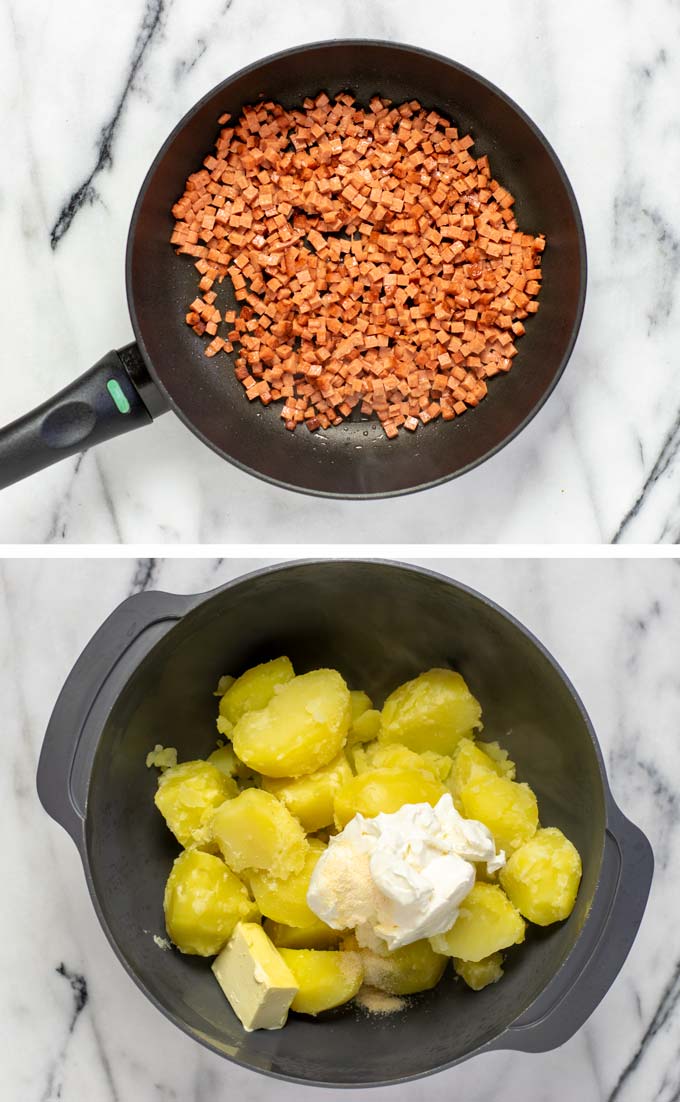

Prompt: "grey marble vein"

[613,407,680,542]
[49,0,167,249]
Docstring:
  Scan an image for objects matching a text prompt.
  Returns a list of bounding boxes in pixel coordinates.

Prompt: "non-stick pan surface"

[0,42,586,497]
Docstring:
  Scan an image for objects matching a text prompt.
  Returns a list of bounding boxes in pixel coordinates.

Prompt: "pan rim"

[125,38,588,500]
[82,558,608,1088]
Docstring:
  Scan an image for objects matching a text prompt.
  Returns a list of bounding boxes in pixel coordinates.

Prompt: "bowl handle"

[489,800,653,1054]
[37,589,197,851]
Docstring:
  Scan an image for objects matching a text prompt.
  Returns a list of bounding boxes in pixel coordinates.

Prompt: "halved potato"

[448,738,506,801]
[232,669,351,778]
[430,883,525,962]
[478,740,516,779]
[354,741,450,783]
[211,789,307,878]
[163,849,257,956]
[278,949,364,1015]
[500,827,582,925]
[264,917,343,950]
[351,937,447,996]
[154,761,236,848]
[458,771,538,855]
[350,690,373,722]
[262,753,352,832]
[334,767,446,830]
[380,669,481,755]
[219,656,294,725]
[348,709,382,747]
[249,839,325,926]
[454,952,504,991]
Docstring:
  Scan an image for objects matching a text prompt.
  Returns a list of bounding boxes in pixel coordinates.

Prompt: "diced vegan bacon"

[170,92,544,439]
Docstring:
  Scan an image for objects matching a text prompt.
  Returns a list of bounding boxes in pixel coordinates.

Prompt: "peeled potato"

[353,938,447,996]
[354,741,450,783]
[350,690,373,722]
[430,883,525,962]
[500,827,582,925]
[163,850,257,956]
[262,753,352,832]
[334,767,446,830]
[219,656,294,725]
[232,669,351,778]
[207,744,254,783]
[278,949,364,1015]
[448,737,507,799]
[154,761,237,848]
[348,709,382,747]
[214,674,235,696]
[454,953,504,991]
[380,669,481,756]
[249,839,325,926]
[211,789,307,878]
[264,917,343,950]
[459,771,538,855]
[478,741,516,779]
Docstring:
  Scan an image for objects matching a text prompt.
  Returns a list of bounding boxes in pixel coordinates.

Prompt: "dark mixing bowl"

[38,561,651,1087]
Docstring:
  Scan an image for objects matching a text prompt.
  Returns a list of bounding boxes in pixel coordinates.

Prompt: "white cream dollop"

[307,794,505,950]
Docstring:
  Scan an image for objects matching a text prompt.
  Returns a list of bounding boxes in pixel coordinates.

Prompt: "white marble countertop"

[1,0,679,543]
[0,555,675,1100]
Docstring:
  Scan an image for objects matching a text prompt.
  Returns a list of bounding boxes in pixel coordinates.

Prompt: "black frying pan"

[0,41,586,498]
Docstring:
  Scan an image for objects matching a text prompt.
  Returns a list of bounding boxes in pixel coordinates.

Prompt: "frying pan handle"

[37,589,198,852]
[0,343,168,491]
[490,800,653,1054]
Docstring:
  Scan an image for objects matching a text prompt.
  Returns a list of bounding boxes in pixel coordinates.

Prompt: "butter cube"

[212,922,298,1031]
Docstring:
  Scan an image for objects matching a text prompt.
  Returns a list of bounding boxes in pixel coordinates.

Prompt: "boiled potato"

[163,849,257,956]
[430,883,525,962]
[145,744,178,770]
[334,768,446,830]
[278,949,364,1015]
[350,690,373,722]
[500,827,582,925]
[348,741,376,774]
[449,738,505,795]
[249,839,325,926]
[207,744,255,783]
[214,674,235,696]
[232,669,351,778]
[380,669,481,755]
[219,656,294,725]
[348,709,382,747]
[459,771,538,855]
[155,761,237,848]
[262,753,352,832]
[478,740,516,779]
[351,937,447,996]
[207,744,239,777]
[211,789,307,878]
[354,741,450,783]
[265,917,343,950]
[454,953,504,991]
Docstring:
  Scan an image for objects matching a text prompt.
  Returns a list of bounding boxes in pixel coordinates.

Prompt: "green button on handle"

[107,378,131,414]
